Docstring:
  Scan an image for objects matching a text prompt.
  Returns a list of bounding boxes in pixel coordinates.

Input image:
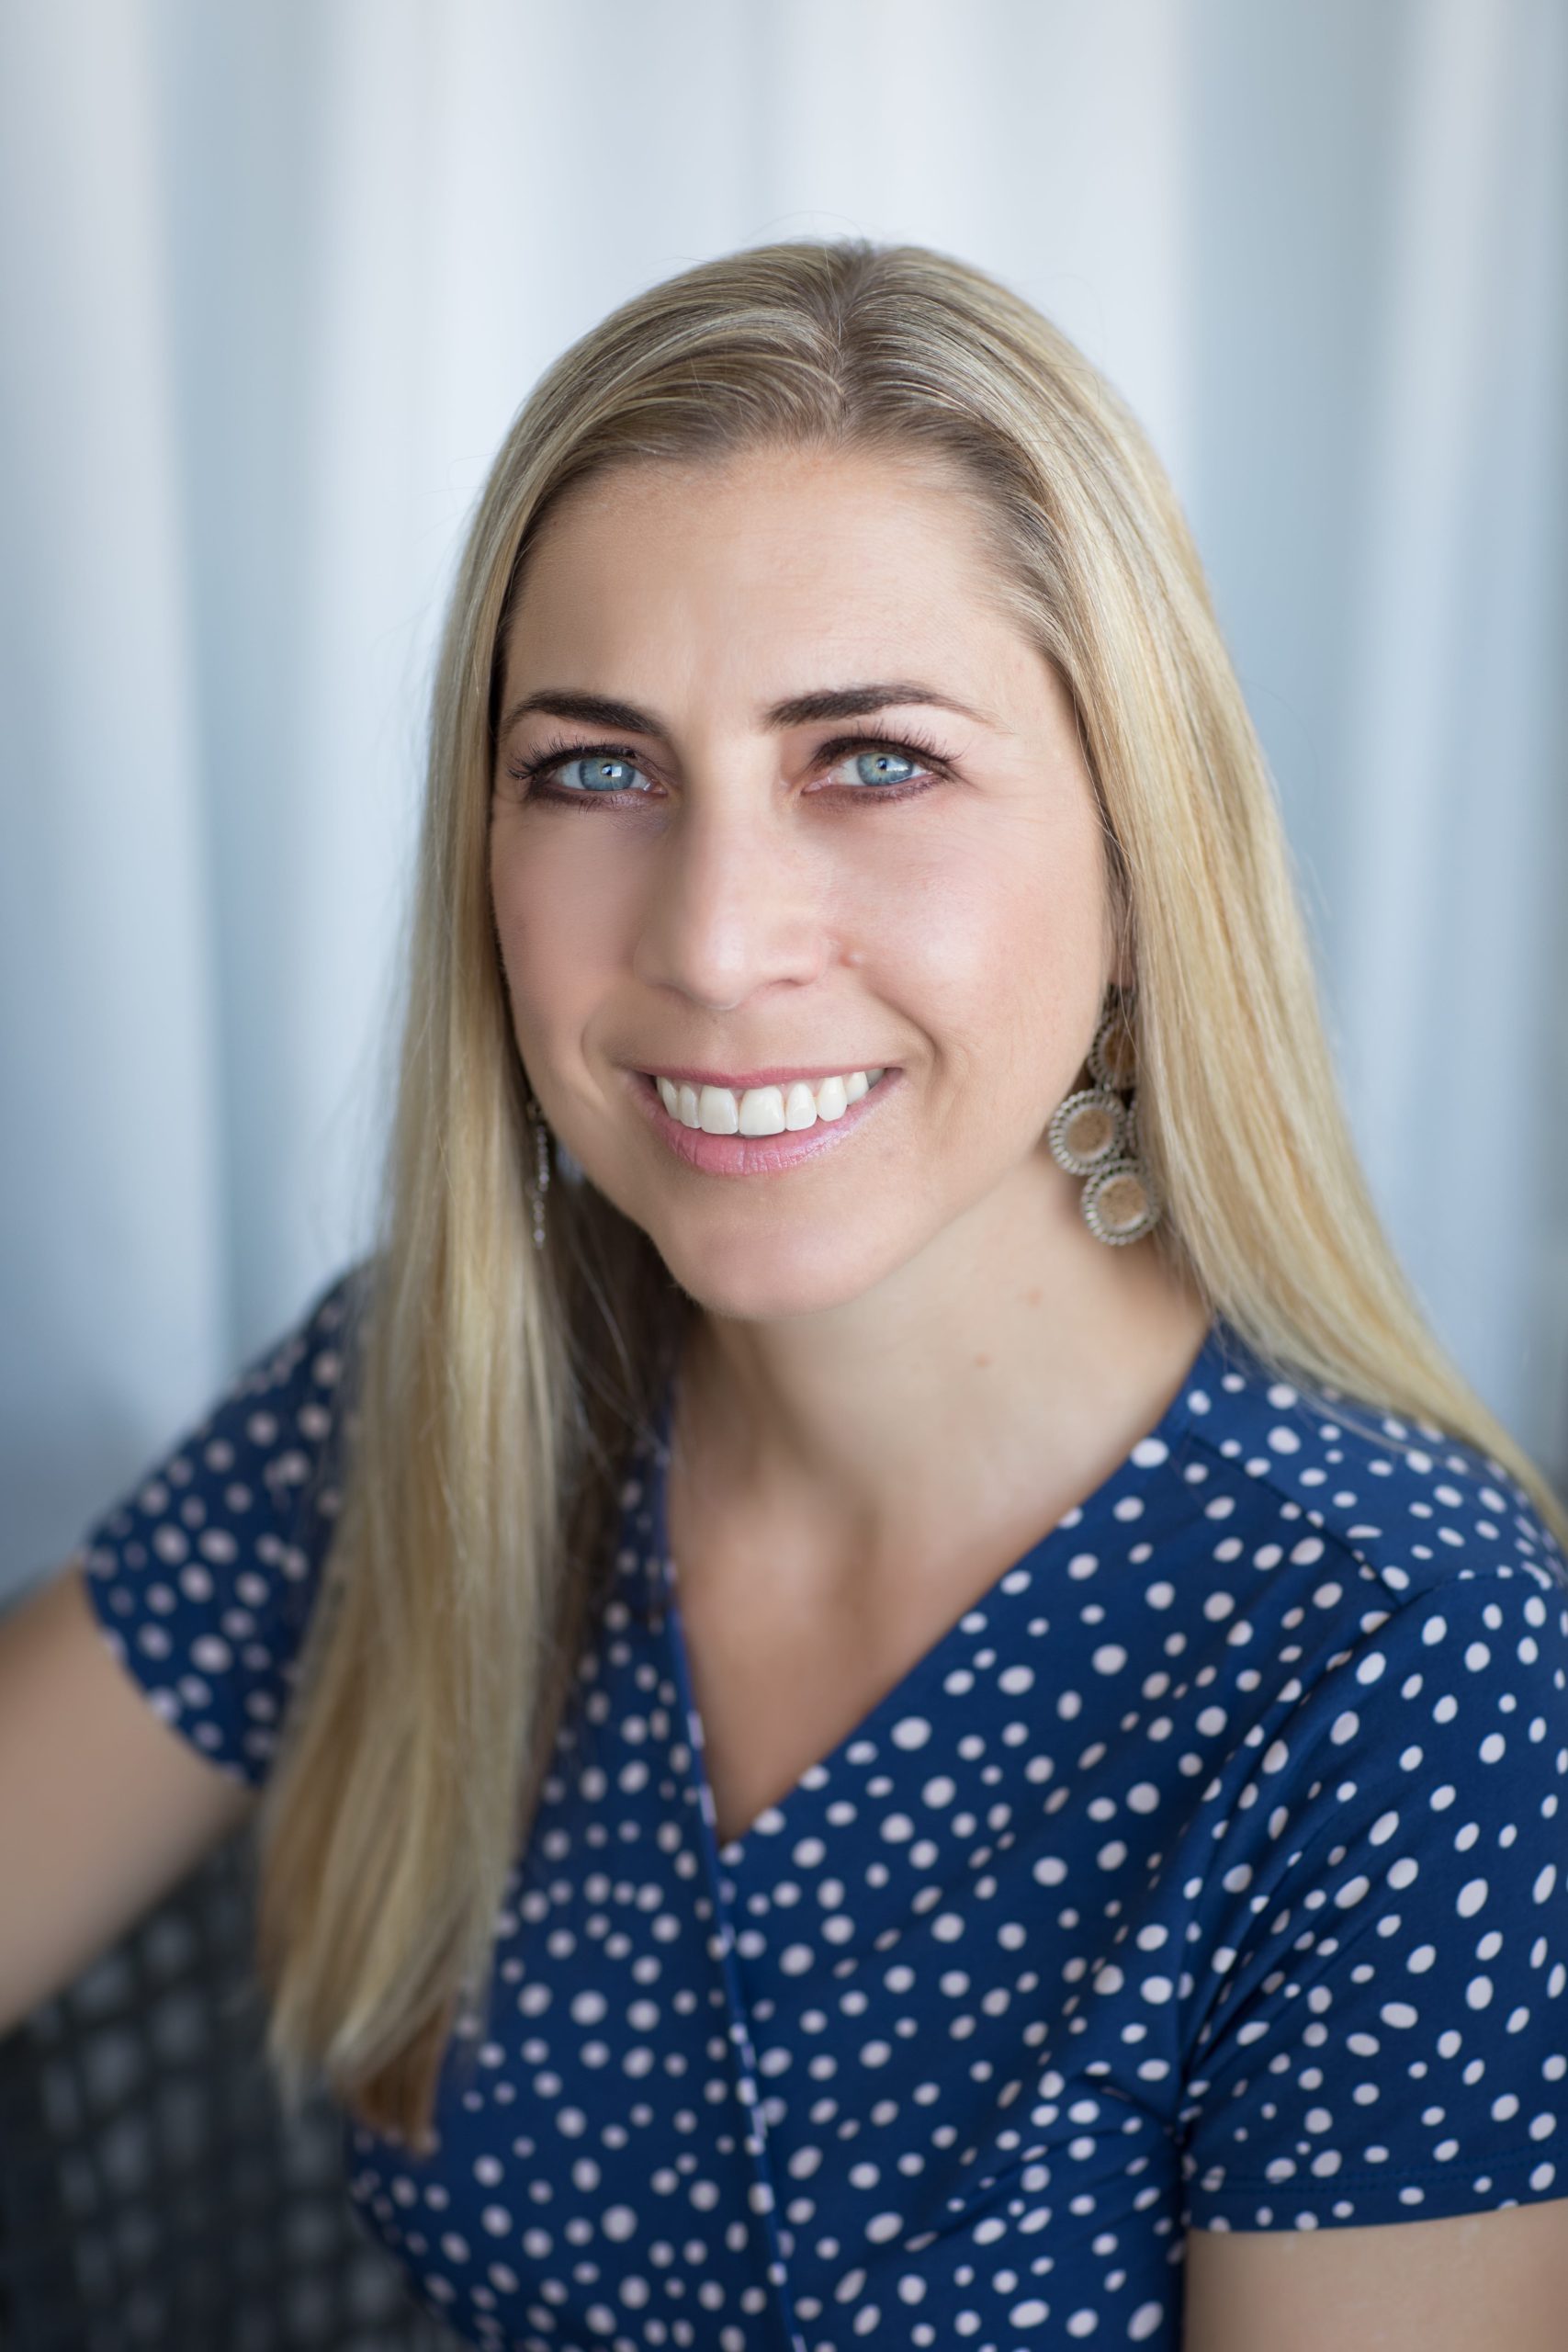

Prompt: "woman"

[4,239,1566,2352]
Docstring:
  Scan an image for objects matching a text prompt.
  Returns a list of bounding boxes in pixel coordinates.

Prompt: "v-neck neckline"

[639,1312,1238,1870]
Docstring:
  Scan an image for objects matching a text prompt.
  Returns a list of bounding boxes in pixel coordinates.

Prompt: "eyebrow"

[497,680,991,739]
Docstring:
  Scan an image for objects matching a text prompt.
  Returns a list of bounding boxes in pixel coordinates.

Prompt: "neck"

[669,1150,1213,1587]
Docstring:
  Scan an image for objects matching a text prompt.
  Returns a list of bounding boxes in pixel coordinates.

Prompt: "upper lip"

[637,1063,890,1090]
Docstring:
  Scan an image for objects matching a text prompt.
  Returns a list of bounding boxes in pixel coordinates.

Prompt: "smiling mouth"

[643,1066,889,1136]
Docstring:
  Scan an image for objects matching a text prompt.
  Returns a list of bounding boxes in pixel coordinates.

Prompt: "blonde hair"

[253,236,1568,2151]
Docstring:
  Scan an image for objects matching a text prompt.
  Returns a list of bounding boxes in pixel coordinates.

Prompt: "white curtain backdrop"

[3,0,1565,1600]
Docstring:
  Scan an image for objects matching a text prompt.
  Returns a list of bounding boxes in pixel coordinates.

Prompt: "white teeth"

[697,1084,739,1135]
[652,1067,887,1136]
[738,1086,785,1136]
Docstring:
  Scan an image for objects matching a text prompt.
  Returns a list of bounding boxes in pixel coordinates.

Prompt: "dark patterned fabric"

[67,1272,1568,2348]
[0,1826,458,2350]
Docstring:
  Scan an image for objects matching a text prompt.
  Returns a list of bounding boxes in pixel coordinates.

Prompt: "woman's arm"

[0,1557,254,2034]
[1184,2199,1568,2350]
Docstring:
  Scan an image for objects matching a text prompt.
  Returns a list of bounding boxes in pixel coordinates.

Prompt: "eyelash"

[502,726,953,808]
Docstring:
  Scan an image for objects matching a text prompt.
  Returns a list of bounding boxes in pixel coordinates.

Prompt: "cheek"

[488,821,626,1046]
[848,802,1108,1088]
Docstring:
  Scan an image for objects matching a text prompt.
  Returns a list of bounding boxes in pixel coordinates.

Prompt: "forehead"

[500,444,1031,696]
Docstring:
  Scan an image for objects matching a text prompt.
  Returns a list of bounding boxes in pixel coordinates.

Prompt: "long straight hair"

[252,237,1568,2151]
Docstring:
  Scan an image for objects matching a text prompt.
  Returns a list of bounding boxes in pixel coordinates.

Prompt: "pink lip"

[626,1068,900,1177]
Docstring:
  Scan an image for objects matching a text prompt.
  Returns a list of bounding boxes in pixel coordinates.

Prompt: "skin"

[489,439,1208,1609]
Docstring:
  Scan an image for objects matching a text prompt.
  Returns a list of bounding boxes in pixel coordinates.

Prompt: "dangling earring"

[1046,982,1162,1246]
[525,1087,552,1252]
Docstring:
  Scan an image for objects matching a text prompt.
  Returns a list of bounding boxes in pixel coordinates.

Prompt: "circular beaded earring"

[1047,986,1163,1246]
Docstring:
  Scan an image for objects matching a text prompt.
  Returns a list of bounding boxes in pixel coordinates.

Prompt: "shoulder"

[1169,1325,1568,2237]
[1161,1318,1568,1887]
[77,1258,376,1786]
[1175,1317,1568,1623]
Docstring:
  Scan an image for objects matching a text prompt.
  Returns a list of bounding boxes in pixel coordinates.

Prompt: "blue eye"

[558,753,649,794]
[508,728,948,808]
[844,747,919,788]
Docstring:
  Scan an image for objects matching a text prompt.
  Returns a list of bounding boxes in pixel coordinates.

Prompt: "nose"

[631,770,835,1013]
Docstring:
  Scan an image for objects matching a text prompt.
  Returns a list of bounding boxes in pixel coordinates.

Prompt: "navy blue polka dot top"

[78,1265,1568,2351]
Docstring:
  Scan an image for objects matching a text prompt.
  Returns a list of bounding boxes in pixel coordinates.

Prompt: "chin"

[654,1216,906,1325]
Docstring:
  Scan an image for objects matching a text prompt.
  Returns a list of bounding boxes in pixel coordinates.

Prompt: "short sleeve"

[77,1263,368,1791]
[1179,1554,1568,2231]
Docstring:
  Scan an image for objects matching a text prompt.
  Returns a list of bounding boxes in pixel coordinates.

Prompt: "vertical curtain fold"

[2,0,1562,1600]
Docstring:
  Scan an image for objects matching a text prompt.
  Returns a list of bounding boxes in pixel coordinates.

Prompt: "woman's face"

[490,442,1122,1320]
